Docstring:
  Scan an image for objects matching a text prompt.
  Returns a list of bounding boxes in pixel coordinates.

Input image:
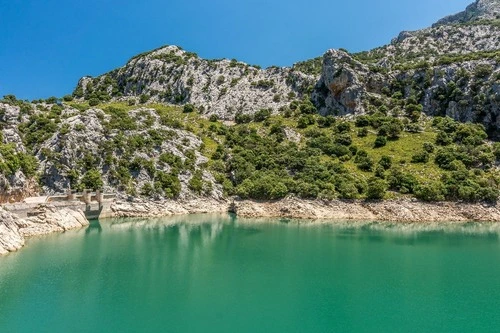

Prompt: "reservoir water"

[1,214,500,332]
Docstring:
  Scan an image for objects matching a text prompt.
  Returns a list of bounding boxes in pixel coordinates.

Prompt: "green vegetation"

[293,57,322,76]
[3,80,500,203]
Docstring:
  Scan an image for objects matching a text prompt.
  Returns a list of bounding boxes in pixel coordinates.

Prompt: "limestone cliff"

[73,45,317,120]
[311,0,499,132]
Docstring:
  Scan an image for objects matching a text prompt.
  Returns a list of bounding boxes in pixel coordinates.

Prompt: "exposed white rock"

[0,205,88,254]
[75,45,317,120]
[0,209,25,254]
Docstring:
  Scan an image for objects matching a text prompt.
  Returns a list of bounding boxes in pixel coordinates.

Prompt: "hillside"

[0,0,499,204]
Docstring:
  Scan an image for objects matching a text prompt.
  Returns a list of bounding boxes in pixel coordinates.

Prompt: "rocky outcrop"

[74,46,317,120]
[18,204,89,237]
[0,209,25,254]
[434,0,500,26]
[0,205,88,254]
[311,2,500,131]
[311,49,386,116]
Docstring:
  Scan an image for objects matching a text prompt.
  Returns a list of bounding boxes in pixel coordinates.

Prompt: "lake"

[1,214,500,332]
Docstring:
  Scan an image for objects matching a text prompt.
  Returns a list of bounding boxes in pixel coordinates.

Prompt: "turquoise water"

[1,215,500,332]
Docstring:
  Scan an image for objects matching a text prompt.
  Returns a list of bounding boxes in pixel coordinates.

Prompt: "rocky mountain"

[0,0,499,203]
[74,45,316,120]
[0,99,224,200]
[72,1,499,135]
[312,0,499,133]
[434,0,500,26]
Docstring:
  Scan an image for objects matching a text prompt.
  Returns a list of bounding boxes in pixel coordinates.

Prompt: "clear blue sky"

[0,0,472,100]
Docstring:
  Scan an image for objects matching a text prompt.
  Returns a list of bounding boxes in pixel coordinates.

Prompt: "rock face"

[0,209,25,254]
[434,0,500,26]
[0,205,88,254]
[311,1,500,132]
[0,100,227,198]
[311,49,385,116]
[74,45,317,120]
[0,103,39,202]
[19,204,89,237]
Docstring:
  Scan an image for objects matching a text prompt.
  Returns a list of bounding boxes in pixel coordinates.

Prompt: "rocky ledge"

[0,205,88,255]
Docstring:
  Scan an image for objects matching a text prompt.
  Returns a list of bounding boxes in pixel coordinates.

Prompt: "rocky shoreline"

[230,197,500,223]
[2,197,500,255]
[0,204,88,255]
[110,196,500,223]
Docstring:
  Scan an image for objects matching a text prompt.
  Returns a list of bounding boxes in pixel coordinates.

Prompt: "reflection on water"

[2,214,500,333]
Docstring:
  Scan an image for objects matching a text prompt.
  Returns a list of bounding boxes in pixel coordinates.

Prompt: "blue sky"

[0,0,472,100]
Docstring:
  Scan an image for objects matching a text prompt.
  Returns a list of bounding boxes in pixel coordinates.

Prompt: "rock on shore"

[0,205,88,255]
[0,209,25,254]
[231,197,500,223]
[111,197,229,218]
[3,196,500,255]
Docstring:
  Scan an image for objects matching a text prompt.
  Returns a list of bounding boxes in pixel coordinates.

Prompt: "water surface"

[1,215,500,332]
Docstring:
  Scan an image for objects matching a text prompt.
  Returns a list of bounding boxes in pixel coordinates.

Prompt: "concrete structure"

[3,190,116,219]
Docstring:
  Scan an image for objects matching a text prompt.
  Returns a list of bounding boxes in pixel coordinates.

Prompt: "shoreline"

[110,197,500,223]
[2,197,500,255]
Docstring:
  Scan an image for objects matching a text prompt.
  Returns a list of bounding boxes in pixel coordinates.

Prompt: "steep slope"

[312,0,499,133]
[434,0,500,26]
[0,98,223,201]
[73,46,317,120]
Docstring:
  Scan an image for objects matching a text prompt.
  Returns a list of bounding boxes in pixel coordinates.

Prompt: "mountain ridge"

[72,1,499,132]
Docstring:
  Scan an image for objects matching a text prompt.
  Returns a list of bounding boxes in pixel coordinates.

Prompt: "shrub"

[335,133,352,146]
[139,94,149,104]
[183,104,196,113]
[374,136,387,148]
[336,122,351,133]
[355,151,374,171]
[216,75,225,85]
[355,116,370,127]
[366,178,387,199]
[141,183,155,196]
[254,108,272,122]
[436,131,452,146]
[378,121,402,139]
[387,169,417,194]
[378,156,392,170]
[45,96,58,104]
[189,170,205,194]
[209,114,219,122]
[474,64,492,78]
[297,115,315,128]
[88,98,100,107]
[423,142,435,153]
[411,151,429,163]
[414,182,445,201]
[235,112,252,124]
[435,149,457,170]
[81,169,103,190]
[298,101,317,114]
[154,171,181,198]
[317,116,336,128]
[357,128,368,137]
